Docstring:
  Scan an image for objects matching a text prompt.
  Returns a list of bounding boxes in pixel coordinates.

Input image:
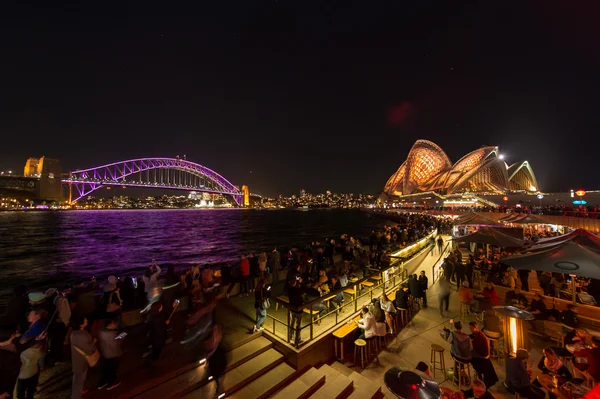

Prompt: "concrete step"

[268,367,326,399]
[328,361,354,377]
[135,335,273,398]
[182,348,284,398]
[229,362,296,399]
[308,364,353,399]
[346,371,381,399]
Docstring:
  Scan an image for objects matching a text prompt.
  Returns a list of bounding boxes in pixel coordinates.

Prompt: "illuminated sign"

[575,190,586,197]
[573,200,587,205]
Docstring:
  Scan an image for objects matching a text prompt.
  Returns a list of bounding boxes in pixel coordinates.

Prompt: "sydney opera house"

[383,140,539,198]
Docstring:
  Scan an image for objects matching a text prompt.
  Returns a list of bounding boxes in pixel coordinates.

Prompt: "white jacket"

[357,312,377,338]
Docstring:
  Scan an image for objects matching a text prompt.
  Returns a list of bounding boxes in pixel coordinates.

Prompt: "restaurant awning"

[455,212,503,226]
[508,214,549,225]
[453,227,525,247]
[498,213,525,223]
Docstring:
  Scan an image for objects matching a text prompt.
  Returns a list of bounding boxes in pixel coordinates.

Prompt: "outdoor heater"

[493,306,535,357]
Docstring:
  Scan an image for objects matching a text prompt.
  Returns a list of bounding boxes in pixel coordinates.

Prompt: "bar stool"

[484,330,504,366]
[430,344,446,380]
[451,353,473,392]
[354,339,367,368]
[366,337,379,359]
[460,302,471,320]
[397,308,409,328]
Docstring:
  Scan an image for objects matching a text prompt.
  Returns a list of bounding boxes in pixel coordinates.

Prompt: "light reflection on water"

[0,209,390,301]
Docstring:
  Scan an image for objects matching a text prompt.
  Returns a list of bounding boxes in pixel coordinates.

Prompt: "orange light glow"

[509,317,518,357]
[503,196,508,201]
[576,190,586,197]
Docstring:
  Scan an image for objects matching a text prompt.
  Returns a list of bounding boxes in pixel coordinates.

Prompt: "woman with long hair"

[380,292,397,334]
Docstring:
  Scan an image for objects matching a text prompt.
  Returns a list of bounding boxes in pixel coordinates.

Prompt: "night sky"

[1,2,598,196]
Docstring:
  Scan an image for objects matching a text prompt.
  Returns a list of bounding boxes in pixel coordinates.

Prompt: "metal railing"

[266,230,438,347]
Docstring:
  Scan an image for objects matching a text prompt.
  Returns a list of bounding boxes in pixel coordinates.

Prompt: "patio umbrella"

[453,227,525,248]
[384,368,441,399]
[454,212,502,226]
[502,241,600,279]
[529,229,600,252]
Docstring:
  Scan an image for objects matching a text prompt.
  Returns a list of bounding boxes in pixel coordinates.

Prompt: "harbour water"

[0,208,392,302]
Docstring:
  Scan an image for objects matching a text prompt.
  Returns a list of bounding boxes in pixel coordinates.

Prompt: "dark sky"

[1,1,598,196]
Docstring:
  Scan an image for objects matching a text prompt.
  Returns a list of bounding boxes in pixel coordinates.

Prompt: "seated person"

[328,275,343,309]
[458,281,480,312]
[506,349,545,399]
[561,304,580,328]
[505,286,528,307]
[354,306,376,340]
[317,269,329,293]
[443,321,472,361]
[527,292,548,320]
[477,282,499,311]
[574,336,600,382]
[564,328,586,346]
[305,282,328,318]
[535,348,572,385]
[394,287,409,310]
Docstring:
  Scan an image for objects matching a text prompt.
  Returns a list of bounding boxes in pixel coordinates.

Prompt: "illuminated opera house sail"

[383,140,539,197]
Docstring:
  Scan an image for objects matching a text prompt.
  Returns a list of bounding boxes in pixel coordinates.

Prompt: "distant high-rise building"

[300,189,306,198]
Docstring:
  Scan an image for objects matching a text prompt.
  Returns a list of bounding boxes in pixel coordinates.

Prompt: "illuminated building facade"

[242,185,250,207]
[384,140,539,196]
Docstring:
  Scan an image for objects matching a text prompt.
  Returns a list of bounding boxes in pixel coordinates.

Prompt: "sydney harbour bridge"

[1,156,251,206]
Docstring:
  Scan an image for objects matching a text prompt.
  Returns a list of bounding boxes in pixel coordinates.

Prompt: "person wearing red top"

[481,282,499,306]
[469,322,499,388]
[239,255,251,296]
[574,336,600,383]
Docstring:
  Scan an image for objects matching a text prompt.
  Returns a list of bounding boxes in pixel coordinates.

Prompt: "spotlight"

[198,358,207,365]
[498,154,505,160]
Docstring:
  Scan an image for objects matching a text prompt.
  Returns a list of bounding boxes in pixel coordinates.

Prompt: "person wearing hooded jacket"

[443,321,473,386]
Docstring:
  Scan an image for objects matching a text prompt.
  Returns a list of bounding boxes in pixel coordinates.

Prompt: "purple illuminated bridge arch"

[62,158,242,205]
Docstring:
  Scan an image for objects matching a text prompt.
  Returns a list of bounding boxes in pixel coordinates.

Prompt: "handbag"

[73,345,100,367]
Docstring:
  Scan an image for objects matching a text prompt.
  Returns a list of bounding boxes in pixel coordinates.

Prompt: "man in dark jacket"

[408,275,421,303]
[506,349,544,399]
[418,271,428,308]
[469,322,498,388]
[268,248,281,283]
[287,279,304,346]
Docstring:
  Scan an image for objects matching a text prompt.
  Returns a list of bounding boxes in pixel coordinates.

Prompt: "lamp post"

[537,194,544,208]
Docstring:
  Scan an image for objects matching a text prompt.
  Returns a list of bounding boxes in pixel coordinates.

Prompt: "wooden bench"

[369,275,383,287]
[332,315,361,360]
[303,308,321,324]
[359,281,374,290]
[275,295,289,311]
[344,286,357,301]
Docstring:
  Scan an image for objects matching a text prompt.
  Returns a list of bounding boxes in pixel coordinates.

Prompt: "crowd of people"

[0,211,444,399]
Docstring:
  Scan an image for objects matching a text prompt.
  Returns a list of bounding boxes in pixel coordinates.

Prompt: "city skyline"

[1,2,599,196]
